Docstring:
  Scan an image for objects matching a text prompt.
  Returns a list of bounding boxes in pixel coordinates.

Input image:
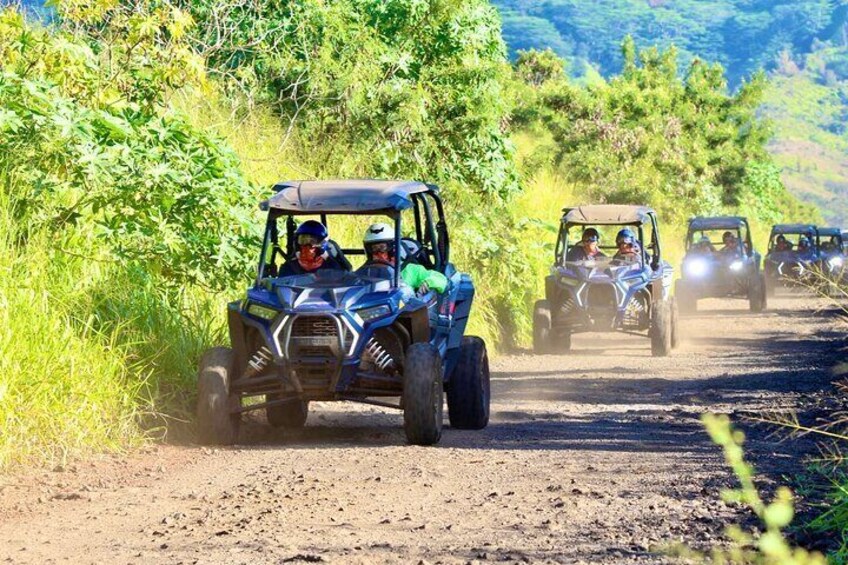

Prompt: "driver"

[774,234,792,252]
[719,231,739,255]
[797,235,811,254]
[613,228,641,263]
[361,223,448,295]
[694,235,714,254]
[279,220,347,276]
[566,227,606,261]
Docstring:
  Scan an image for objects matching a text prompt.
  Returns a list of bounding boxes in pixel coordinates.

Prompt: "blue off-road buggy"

[196,180,489,446]
[675,216,766,313]
[817,227,846,284]
[763,224,820,296]
[532,205,679,357]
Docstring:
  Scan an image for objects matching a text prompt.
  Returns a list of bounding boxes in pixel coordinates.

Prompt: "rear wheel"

[266,396,309,428]
[197,347,240,445]
[748,274,766,312]
[670,296,680,349]
[403,343,444,445]
[551,327,572,353]
[675,280,697,314]
[533,300,552,354]
[650,300,672,357]
[765,275,776,298]
[447,337,490,430]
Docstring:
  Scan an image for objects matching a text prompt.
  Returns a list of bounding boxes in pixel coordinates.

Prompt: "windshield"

[768,232,817,253]
[562,224,644,267]
[687,228,743,257]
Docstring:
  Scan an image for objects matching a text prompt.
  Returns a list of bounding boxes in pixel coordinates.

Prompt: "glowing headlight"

[247,303,279,320]
[685,258,709,278]
[355,304,392,324]
[729,260,744,272]
[829,256,844,268]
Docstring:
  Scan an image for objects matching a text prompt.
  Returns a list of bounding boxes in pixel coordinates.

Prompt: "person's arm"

[401,264,449,294]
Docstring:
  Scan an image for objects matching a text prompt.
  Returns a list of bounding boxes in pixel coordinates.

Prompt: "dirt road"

[0,296,843,564]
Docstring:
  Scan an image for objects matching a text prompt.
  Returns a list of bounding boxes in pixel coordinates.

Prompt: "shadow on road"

[220,301,844,456]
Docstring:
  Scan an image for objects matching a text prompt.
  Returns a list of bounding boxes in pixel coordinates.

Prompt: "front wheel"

[533,299,552,354]
[403,343,444,445]
[650,300,672,357]
[447,337,490,430]
[197,347,240,445]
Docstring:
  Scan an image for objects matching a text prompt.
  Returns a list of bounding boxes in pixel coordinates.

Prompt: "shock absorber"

[364,337,395,372]
[245,346,273,378]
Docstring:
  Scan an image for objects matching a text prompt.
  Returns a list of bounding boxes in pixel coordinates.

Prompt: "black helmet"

[582,227,600,242]
[616,228,636,245]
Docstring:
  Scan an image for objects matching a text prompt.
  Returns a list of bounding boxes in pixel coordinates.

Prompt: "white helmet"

[363,222,393,244]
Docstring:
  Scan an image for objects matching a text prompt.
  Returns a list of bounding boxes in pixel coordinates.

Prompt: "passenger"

[279,220,347,276]
[566,227,606,261]
[719,231,739,255]
[361,223,448,295]
[797,235,811,254]
[613,228,641,263]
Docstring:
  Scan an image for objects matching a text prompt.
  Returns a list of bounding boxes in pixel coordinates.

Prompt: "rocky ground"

[0,296,843,564]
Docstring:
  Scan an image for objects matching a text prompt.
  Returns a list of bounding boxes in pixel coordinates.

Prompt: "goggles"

[583,235,599,243]
[617,236,634,245]
[297,234,322,247]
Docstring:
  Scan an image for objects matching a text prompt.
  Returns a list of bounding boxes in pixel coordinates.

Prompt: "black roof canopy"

[261,179,435,214]
[770,224,818,235]
[687,216,747,231]
[818,227,841,236]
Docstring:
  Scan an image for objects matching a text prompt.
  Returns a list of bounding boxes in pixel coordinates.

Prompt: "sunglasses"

[369,242,392,253]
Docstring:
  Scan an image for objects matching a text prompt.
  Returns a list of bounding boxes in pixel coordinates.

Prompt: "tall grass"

[0,185,142,468]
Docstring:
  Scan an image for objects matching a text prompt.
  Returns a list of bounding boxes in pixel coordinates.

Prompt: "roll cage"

[255,181,450,288]
[554,206,663,271]
[768,224,820,252]
[685,217,754,257]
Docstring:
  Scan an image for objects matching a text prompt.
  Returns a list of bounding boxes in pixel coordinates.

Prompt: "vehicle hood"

[271,270,396,310]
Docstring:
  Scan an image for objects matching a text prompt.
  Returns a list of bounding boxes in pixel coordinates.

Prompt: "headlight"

[829,256,844,268]
[559,276,580,287]
[684,258,709,278]
[729,260,744,272]
[247,303,279,320]
[355,304,392,324]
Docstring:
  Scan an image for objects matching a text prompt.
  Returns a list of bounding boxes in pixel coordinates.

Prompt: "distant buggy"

[763,224,820,295]
[675,216,766,313]
[533,205,679,357]
[817,227,846,284]
[197,180,490,446]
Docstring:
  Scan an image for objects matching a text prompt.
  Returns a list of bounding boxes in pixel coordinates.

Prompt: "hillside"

[495,0,848,224]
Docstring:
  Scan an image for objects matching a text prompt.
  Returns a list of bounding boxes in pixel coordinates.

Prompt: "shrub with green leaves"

[0,7,258,289]
[182,0,519,198]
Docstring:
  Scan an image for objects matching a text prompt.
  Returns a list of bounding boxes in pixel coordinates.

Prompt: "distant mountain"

[495,0,848,225]
[494,0,847,85]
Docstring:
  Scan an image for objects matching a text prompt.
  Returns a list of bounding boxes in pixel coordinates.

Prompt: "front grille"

[288,315,343,359]
[292,316,339,338]
[587,284,616,309]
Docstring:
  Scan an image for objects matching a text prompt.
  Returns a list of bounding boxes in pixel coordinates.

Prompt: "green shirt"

[401,263,449,293]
